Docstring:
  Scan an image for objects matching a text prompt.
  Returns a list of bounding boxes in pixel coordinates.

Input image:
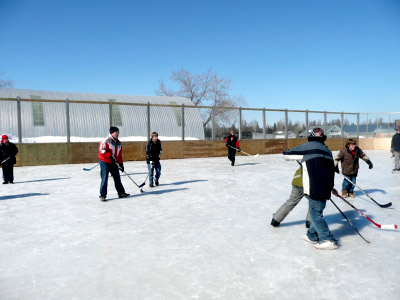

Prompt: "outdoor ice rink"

[1,150,399,300]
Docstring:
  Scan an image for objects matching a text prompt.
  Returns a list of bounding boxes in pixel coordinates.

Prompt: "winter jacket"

[291,167,302,188]
[146,139,162,164]
[225,135,240,149]
[391,133,400,152]
[98,134,123,164]
[0,142,18,164]
[283,141,335,201]
[334,146,370,176]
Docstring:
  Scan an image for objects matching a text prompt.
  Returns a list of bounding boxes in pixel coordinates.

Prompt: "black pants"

[228,148,236,163]
[2,161,14,183]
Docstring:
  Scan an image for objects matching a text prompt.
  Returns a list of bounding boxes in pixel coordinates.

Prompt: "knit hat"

[1,135,8,143]
[395,126,400,131]
[308,127,326,142]
[109,126,119,134]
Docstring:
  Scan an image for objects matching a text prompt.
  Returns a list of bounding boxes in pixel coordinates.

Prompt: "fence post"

[263,108,266,139]
[239,107,242,139]
[341,112,344,138]
[324,111,327,134]
[66,98,70,144]
[109,100,113,127]
[17,96,22,145]
[388,113,391,132]
[211,106,215,140]
[181,104,185,141]
[366,113,369,138]
[376,113,379,137]
[147,102,151,139]
[285,109,288,139]
[305,110,309,138]
[357,113,360,139]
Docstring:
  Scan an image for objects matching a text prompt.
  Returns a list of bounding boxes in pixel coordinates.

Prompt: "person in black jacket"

[391,126,400,171]
[146,132,162,187]
[0,135,18,184]
[224,130,241,166]
[283,128,338,250]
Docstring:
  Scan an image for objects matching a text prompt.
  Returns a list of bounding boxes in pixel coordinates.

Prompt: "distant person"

[98,126,130,201]
[0,135,18,184]
[146,132,162,187]
[224,130,241,166]
[283,128,338,250]
[391,126,400,171]
[334,139,373,198]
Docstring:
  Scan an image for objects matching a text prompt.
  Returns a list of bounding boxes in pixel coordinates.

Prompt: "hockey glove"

[238,147,241,152]
[150,161,155,167]
[366,160,373,169]
[118,163,124,173]
[334,165,340,174]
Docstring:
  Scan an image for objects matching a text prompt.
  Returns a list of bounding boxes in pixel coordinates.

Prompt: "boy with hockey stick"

[282,128,338,250]
[334,139,373,198]
[98,126,130,202]
[224,130,241,166]
[146,132,162,187]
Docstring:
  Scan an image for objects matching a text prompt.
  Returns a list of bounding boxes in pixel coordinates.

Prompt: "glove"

[334,165,340,174]
[238,147,241,152]
[366,160,373,169]
[118,163,124,172]
[150,161,155,167]
[110,155,116,165]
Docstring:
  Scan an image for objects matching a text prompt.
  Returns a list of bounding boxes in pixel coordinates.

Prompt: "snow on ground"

[0,150,399,300]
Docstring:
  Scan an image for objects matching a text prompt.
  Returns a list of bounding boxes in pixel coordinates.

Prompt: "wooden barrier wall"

[13,138,392,167]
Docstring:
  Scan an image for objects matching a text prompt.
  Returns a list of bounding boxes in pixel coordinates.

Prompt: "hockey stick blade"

[332,190,398,230]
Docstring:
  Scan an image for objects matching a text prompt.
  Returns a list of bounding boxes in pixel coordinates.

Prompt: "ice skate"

[314,240,338,250]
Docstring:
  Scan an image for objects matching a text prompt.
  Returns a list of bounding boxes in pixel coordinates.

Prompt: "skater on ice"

[334,138,373,198]
[391,126,400,172]
[283,128,338,250]
[0,134,18,184]
[98,126,130,201]
[146,131,162,187]
[224,130,241,166]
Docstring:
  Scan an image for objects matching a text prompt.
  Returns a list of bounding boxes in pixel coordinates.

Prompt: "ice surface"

[0,150,399,299]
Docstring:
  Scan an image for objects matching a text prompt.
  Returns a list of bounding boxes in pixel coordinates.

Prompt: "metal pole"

[376,113,379,137]
[17,97,22,145]
[357,113,360,139]
[147,102,150,139]
[366,113,369,138]
[211,106,215,140]
[388,113,391,132]
[238,107,242,140]
[66,98,70,144]
[305,110,309,138]
[181,104,185,141]
[284,109,288,139]
[263,108,266,139]
[341,112,344,138]
[109,100,113,127]
[324,111,327,134]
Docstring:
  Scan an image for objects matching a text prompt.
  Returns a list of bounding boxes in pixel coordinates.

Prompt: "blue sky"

[1,0,400,113]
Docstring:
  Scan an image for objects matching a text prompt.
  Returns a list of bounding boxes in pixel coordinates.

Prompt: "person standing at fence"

[0,135,18,184]
[334,139,373,198]
[98,126,130,201]
[146,132,162,187]
[391,126,400,171]
[224,130,241,166]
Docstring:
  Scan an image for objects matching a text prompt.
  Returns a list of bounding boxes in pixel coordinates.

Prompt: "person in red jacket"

[98,126,129,202]
[224,130,241,166]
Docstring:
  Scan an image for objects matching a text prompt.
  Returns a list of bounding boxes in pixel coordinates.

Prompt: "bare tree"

[156,68,244,128]
[0,72,14,88]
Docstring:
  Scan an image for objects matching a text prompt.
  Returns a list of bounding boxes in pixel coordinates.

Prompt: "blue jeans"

[148,161,161,184]
[99,160,125,198]
[306,196,337,243]
[342,175,356,193]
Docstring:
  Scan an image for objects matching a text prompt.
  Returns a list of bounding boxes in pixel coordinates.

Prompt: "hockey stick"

[332,189,397,230]
[330,198,370,243]
[141,164,154,187]
[227,145,259,157]
[82,162,100,171]
[1,157,10,164]
[116,162,144,193]
[342,176,392,208]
